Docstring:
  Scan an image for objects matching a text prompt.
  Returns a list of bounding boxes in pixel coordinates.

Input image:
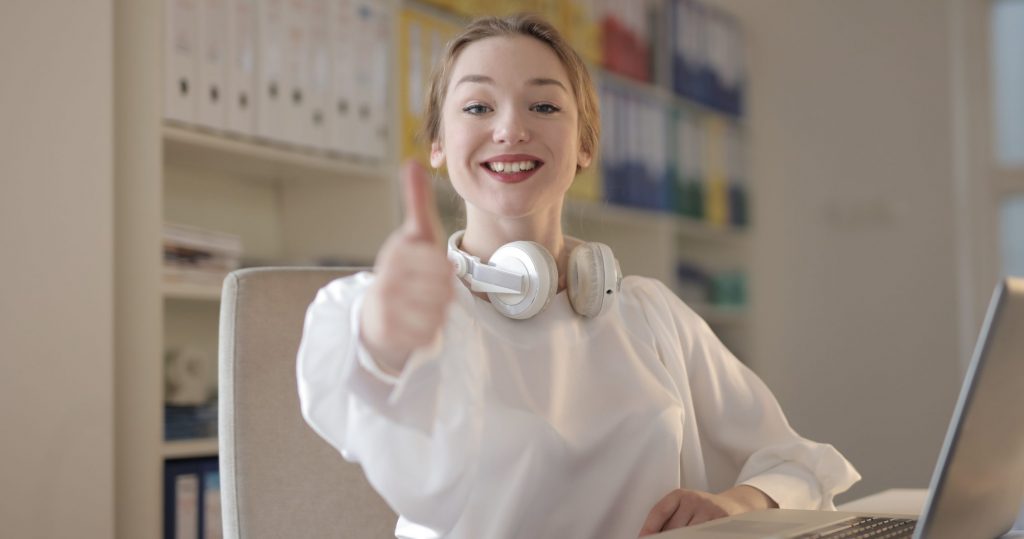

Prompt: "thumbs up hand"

[359,161,455,375]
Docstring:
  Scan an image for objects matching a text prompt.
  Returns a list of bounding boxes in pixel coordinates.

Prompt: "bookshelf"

[115,3,400,536]
[114,0,752,537]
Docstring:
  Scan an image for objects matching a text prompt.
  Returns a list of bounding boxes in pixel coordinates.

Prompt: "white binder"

[282,0,311,147]
[197,0,228,131]
[257,0,288,142]
[328,0,356,156]
[366,0,393,160]
[226,0,258,136]
[164,0,200,125]
[304,0,332,150]
[349,0,375,159]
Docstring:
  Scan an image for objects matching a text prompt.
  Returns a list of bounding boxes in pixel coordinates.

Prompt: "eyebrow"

[454,74,568,93]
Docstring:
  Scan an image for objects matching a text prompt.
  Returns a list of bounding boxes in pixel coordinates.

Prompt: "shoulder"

[617,275,709,338]
[323,269,375,292]
[620,275,674,300]
[314,270,376,306]
[620,276,698,318]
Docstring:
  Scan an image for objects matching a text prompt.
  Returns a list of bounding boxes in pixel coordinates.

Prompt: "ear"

[429,140,445,168]
[577,147,592,169]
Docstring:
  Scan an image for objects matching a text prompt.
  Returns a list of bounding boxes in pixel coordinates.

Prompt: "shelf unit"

[158,125,399,531]
[159,124,402,462]
[115,4,401,536]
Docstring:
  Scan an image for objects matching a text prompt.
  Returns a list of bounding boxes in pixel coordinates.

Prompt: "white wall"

[713,0,963,502]
[0,0,115,536]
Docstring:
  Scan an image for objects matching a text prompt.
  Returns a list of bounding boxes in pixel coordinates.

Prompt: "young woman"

[297,14,859,539]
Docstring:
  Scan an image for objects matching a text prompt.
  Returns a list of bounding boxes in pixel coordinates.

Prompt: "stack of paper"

[162,222,243,287]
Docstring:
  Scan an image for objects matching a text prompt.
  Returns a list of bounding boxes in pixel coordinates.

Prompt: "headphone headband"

[446,230,621,320]
[447,230,524,295]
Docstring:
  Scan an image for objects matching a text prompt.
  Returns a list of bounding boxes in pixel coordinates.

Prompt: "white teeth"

[487,160,537,173]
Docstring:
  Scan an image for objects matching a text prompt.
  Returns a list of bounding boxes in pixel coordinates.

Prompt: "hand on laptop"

[638,485,778,536]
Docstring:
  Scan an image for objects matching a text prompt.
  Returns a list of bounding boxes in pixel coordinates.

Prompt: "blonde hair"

[421,13,600,169]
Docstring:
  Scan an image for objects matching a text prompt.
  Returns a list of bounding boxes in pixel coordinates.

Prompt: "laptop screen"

[915,277,1024,539]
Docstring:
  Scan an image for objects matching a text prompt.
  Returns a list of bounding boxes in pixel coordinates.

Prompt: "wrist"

[357,302,409,377]
[722,485,778,512]
[358,330,408,377]
[358,323,409,375]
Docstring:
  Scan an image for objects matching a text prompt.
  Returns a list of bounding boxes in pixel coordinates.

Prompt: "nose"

[492,109,529,145]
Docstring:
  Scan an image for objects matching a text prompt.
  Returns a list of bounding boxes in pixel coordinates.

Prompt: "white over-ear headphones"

[447,230,623,320]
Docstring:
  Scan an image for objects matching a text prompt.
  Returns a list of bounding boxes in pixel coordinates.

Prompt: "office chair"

[218,267,398,538]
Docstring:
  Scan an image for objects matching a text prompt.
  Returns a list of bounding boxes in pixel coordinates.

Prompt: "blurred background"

[2,0,1022,537]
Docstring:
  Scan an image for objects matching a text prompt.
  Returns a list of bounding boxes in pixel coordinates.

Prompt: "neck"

[459,202,569,292]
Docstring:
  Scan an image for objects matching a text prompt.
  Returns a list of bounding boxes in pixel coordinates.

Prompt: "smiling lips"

[481,155,544,183]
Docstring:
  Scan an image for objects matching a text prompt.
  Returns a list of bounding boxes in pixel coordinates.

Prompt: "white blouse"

[296,272,860,539]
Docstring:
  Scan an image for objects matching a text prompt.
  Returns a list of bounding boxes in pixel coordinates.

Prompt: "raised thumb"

[401,160,442,244]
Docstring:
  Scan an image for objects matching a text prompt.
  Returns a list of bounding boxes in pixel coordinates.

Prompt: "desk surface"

[840,489,1024,538]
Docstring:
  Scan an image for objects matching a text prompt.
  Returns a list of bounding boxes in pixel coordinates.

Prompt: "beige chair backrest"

[218,267,397,538]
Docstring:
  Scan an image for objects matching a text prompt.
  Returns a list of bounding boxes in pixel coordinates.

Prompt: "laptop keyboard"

[793,516,917,539]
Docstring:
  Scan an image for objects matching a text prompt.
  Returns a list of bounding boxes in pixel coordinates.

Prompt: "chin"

[481,198,537,219]
[491,191,567,220]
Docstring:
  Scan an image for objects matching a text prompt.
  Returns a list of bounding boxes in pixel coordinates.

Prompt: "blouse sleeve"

[642,279,861,510]
[295,271,483,533]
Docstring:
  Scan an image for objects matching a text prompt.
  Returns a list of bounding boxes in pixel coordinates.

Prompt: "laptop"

[651,276,1024,539]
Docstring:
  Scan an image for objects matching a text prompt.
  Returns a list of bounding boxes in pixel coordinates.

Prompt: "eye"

[532,103,561,114]
[462,103,492,115]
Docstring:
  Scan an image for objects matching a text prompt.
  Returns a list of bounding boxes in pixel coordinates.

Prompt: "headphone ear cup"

[568,242,618,318]
[488,241,557,320]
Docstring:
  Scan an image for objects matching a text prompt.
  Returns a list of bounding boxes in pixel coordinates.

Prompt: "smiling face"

[430,35,591,221]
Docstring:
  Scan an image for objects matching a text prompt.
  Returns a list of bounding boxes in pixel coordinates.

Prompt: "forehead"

[448,35,571,91]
